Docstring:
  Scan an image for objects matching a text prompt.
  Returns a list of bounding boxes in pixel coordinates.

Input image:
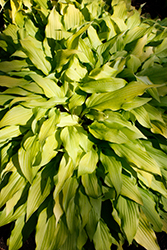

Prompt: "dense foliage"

[0,0,167,249]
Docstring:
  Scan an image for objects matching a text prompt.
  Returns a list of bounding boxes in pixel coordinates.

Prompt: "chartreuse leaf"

[116,196,139,244]
[62,177,79,212]
[111,141,161,175]
[120,174,143,205]
[6,186,26,216]
[78,148,98,176]
[36,208,57,250]
[8,215,25,250]
[38,108,59,143]
[82,172,101,198]
[139,188,163,232]
[57,113,79,127]
[0,170,26,208]
[126,9,141,29]
[67,22,91,49]
[100,150,122,195]
[48,220,68,250]
[0,60,28,73]
[155,37,167,58]
[93,219,112,250]
[60,126,81,162]
[78,189,92,228]
[0,126,21,142]
[30,73,64,98]
[0,105,33,128]
[65,56,87,81]
[134,212,160,250]
[20,36,51,75]
[63,4,84,30]
[89,109,145,144]
[126,54,141,73]
[89,120,129,144]
[124,27,147,44]
[53,155,74,199]
[88,64,118,80]
[18,134,40,183]
[79,77,126,93]
[131,106,152,128]
[45,7,71,40]
[87,25,102,49]
[77,38,95,66]
[86,81,154,111]
[0,75,28,88]
[26,164,54,220]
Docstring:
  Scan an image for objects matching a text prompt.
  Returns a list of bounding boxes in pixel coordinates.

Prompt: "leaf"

[120,174,143,205]
[111,141,161,175]
[65,56,87,81]
[30,73,64,98]
[57,113,79,127]
[134,212,160,250]
[81,172,101,198]
[0,204,26,227]
[63,4,84,30]
[155,37,167,58]
[89,120,129,144]
[87,25,102,49]
[67,22,91,49]
[8,215,25,250]
[45,7,71,40]
[100,151,122,195]
[36,208,56,250]
[38,108,59,143]
[126,54,141,73]
[79,77,126,93]
[89,63,118,80]
[77,38,95,66]
[139,188,163,232]
[60,126,80,162]
[137,65,167,85]
[78,148,98,176]
[26,165,54,220]
[124,27,147,44]
[116,196,139,244]
[66,197,80,232]
[53,156,74,199]
[78,189,92,228]
[89,109,145,144]
[131,106,152,128]
[86,81,154,111]
[62,177,79,212]
[0,75,29,88]
[0,60,28,73]
[18,135,40,183]
[0,171,26,208]
[0,126,21,142]
[20,36,51,75]
[93,219,112,250]
[39,133,58,167]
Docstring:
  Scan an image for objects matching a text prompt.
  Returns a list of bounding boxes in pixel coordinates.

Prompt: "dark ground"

[0,0,167,249]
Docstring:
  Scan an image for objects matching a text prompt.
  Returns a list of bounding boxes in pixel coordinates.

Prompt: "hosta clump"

[0,0,167,249]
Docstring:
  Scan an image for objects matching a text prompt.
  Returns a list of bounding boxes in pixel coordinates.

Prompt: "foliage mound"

[0,0,167,249]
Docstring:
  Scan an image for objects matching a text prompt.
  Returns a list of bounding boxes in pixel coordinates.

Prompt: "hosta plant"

[0,0,167,249]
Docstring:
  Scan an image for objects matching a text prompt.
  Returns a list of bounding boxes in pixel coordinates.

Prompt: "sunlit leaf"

[116,196,139,244]
[93,219,112,250]
[78,148,98,176]
[134,212,160,250]
[20,36,51,75]
[100,151,122,195]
